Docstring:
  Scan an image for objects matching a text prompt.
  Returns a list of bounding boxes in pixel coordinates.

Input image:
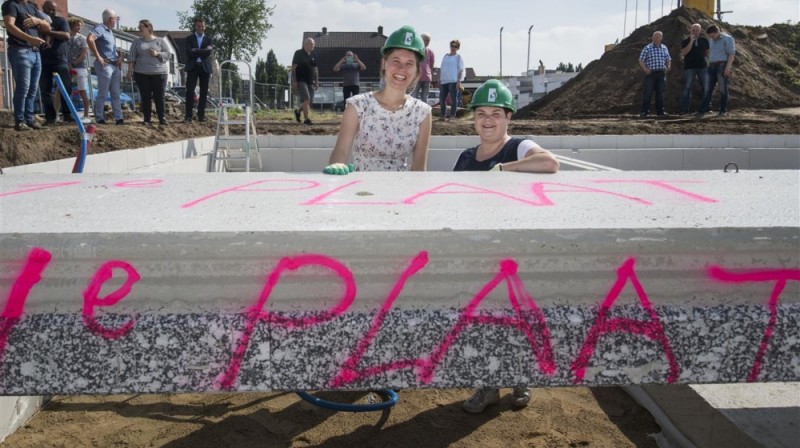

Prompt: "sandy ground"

[5,388,660,447]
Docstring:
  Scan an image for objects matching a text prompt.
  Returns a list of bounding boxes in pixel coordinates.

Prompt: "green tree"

[178,0,275,62]
[576,63,583,72]
[265,49,288,85]
[566,62,575,73]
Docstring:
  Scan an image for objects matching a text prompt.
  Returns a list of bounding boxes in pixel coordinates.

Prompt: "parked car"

[426,90,440,107]
[70,75,135,111]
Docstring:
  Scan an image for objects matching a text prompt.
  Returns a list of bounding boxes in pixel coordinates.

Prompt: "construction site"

[0,3,798,448]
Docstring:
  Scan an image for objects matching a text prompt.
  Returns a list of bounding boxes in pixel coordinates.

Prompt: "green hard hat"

[470,79,516,113]
[381,26,426,61]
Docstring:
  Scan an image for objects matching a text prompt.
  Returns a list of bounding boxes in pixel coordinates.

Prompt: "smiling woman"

[324,25,433,174]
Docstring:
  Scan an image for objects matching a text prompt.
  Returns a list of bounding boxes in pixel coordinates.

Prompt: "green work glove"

[323,163,355,175]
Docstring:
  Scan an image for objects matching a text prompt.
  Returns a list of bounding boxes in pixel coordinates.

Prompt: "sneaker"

[717,111,728,117]
[141,121,152,127]
[44,119,57,126]
[81,116,92,124]
[197,117,206,123]
[294,109,301,123]
[26,121,42,130]
[158,119,169,126]
[96,119,107,125]
[511,387,531,408]
[304,118,313,125]
[638,113,649,118]
[183,116,192,124]
[115,119,125,125]
[462,387,500,414]
[14,122,31,132]
[657,113,670,118]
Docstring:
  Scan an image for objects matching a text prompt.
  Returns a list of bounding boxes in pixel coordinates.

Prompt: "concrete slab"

[0,171,797,394]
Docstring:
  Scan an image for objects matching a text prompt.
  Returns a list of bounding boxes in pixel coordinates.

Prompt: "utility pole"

[526,25,534,75]
[716,0,732,21]
[624,0,628,37]
[499,27,504,77]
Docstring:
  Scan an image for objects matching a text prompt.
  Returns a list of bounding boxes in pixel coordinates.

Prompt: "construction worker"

[453,79,559,174]
[324,25,432,174]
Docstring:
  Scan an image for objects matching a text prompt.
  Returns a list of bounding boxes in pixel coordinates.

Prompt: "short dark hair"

[706,25,719,34]
[194,17,205,25]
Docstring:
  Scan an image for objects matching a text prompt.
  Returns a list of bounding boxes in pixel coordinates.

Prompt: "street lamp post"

[527,25,534,75]
[499,27,504,77]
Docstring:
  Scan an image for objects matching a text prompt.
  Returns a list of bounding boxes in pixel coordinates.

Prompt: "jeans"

[700,63,729,113]
[40,63,71,121]
[680,67,708,114]
[94,60,122,121]
[343,85,360,99]
[185,66,210,120]
[640,71,666,115]
[412,81,431,103]
[440,82,458,118]
[8,46,42,124]
[134,72,167,122]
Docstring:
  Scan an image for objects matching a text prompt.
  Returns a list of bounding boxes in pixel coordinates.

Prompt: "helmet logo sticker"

[488,88,497,102]
[404,32,414,45]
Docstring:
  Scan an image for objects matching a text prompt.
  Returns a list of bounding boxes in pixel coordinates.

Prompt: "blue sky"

[71,0,798,77]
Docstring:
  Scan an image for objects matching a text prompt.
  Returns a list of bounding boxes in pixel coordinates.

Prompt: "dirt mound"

[519,8,800,117]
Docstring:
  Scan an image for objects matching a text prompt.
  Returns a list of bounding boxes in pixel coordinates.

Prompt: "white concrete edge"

[0,396,49,443]
[623,386,698,448]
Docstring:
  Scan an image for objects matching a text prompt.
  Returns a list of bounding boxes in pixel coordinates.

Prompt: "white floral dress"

[346,92,431,171]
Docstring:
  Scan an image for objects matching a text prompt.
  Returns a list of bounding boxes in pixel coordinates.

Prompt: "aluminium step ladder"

[209,103,262,172]
[207,60,263,172]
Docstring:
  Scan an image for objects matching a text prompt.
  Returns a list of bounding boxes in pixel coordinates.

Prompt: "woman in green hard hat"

[453,79,559,174]
[457,80,558,415]
[324,25,432,174]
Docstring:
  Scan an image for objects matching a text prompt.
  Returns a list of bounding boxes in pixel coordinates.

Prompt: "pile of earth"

[518,7,800,117]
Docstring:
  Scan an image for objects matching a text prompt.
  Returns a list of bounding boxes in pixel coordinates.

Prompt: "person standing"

[439,39,464,121]
[39,0,70,125]
[68,17,91,123]
[411,32,434,103]
[184,17,214,123]
[292,37,318,125]
[698,24,735,117]
[128,19,170,126]
[333,50,366,100]
[324,25,431,174]
[87,9,124,125]
[678,23,709,115]
[638,31,671,118]
[2,0,49,131]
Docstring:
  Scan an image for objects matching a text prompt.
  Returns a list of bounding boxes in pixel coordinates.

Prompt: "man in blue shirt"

[87,8,123,125]
[698,25,736,116]
[638,31,671,118]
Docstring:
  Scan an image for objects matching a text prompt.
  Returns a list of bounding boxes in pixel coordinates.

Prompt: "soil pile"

[519,7,800,117]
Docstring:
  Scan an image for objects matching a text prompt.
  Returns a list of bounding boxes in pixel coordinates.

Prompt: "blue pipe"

[295,389,399,412]
[53,73,88,173]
